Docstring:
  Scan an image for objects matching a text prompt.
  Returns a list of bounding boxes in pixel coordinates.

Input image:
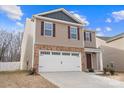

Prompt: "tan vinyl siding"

[96,37,124,71]
[96,37,107,48]
[35,18,84,48]
[101,46,124,72]
[84,31,96,48]
[107,38,124,50]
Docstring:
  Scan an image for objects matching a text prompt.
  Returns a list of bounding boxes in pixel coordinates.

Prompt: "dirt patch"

[106,73,124,82]
[0,71,58,88]
[96,72,124,82]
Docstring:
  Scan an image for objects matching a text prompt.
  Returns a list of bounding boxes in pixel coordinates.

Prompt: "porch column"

[99,51,103,71]
[96,52,99,70]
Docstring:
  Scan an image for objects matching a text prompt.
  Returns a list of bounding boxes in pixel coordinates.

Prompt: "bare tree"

[0,29,23,62]
[0,30,12,61]
[9,32,23,61]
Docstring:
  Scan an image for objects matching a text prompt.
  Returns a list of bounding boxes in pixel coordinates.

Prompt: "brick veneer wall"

[33,44,85,73]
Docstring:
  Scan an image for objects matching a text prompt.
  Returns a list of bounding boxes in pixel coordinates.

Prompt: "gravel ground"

[0,71,58,88]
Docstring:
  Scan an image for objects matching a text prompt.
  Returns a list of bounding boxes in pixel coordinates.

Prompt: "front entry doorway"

[86,53,92,69]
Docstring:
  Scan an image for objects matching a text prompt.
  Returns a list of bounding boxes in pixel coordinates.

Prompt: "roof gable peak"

[34,8,83,24]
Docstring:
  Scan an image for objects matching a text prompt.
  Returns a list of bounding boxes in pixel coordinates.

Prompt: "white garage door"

[38,50,81,72]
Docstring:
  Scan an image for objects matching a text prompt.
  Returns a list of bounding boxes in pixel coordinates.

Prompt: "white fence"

[0,62,20,71]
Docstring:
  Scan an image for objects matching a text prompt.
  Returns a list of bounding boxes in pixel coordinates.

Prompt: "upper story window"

[70,26,78,40]
[84,32,92,41]
[44,22,53,36]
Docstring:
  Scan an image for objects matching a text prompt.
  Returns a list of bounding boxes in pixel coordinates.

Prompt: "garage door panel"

[61,53,81,67]
[39,50,81,72]
[39,67,63,72]
[39,56,61,66]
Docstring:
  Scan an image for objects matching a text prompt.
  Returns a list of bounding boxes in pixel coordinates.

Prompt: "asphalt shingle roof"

[97,32,124,42]
[97,36,112,41]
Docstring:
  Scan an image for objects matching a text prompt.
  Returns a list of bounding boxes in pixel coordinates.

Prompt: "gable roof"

[97,32,124,43]
[106,32,124,42]
[97,36,111,41]
[34,8,83,24]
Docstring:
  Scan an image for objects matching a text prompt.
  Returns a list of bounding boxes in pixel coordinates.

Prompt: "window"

[41,51,50,55]
[44,22,53,36]
[62,52,70,56]
[70,26,77,39]
[52,52,60,55]
[72,53,79,57]
[84,32,92,41]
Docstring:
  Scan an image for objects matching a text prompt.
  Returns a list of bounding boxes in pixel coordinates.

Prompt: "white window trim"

[85,32,91,41]
[70,26,78,40]
[44,21,53,37]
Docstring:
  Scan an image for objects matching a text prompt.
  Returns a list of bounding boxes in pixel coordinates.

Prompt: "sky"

[0,5,124,37]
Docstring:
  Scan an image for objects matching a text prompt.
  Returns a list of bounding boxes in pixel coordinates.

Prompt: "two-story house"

[20,8,103,73]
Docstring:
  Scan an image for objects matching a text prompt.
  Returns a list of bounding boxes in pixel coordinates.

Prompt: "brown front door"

[86,53,92,69]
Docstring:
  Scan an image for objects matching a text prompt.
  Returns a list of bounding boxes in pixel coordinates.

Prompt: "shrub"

[103,63,115,75]
[109,69,115,75]
[103,68,108,75]
[109,63,115,75]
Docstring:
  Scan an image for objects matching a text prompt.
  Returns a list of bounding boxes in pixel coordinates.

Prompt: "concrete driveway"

[41,72,124,88]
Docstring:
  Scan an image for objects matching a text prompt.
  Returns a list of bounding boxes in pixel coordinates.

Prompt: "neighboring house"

[107,33,124,50]
[96,33,124,71]
[96,36,111,48]
[20,8,103,73]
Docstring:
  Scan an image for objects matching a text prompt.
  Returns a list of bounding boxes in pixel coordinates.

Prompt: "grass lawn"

[0,71,58,88]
